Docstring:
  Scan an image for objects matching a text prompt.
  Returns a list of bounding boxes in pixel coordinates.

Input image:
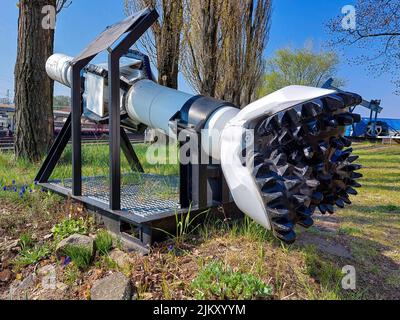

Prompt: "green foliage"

[259,45,343,96]
[53,95,71,108]
[338,226,362,236]
[19,233,35,251]
[13,233,50,268]
[95,230,113,256]
[191,261,273,300]
[63,264,81,286]
[304,247,342,290]
[63,245,93,269]
[230,216,275,243]
[52,217,92,241]
[156,206,208,245]
[95,255,118,271]
[13,245,50,268]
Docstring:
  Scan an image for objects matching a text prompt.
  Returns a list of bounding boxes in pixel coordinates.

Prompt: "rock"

[43,234,53,241]
[9,273,37,299]
[0,269,12,282]
[37,264,56,277]
[56,282,68,292]
[19,273,37,290]
[0,239,19,252]
[109,249,131,269]
[55,234,94,259]
[91,272,131,300]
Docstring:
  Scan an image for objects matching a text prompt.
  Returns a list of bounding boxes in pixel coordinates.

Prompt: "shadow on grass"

[295,226,400,300]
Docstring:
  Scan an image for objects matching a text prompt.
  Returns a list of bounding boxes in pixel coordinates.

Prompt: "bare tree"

[181,0,223,97]
[181,0,271,107]
[217,0,271,106]
[14,0,71,161]
[124,0,183,89]
[327,0,400,93]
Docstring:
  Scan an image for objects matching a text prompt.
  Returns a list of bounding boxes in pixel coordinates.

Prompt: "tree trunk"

[124,0,183,89]
[14,0,56,162]
[156,1,183,89]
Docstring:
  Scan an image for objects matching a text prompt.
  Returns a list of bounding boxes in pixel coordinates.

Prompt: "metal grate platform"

[49,173,180,219]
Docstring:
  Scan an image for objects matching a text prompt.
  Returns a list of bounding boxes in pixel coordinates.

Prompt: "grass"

[95,230,113,256]
[191,261,273,300]
[12,233,51,269]
[52,217,93,241]
[1,141,399,300]
[62,245,93,270]
[13,245,51,269]
[63,264,81,286]
[0,143,179,187]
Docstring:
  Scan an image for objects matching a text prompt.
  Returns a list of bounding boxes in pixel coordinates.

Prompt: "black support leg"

[35,114,72,183]
[120,128,144,173]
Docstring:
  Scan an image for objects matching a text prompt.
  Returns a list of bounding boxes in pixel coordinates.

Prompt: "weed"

[338,226,362,236]
[19,233,35,251]
[63,263,81,286]
[95,255,118,271]
[95,230,113,256]
[230,216,275,243]
[156,205,208,245]
[161,275,172,299]
[191,261,272,300]
[304,247,342,293]
[13,244,50,269]
[52,217,92,241]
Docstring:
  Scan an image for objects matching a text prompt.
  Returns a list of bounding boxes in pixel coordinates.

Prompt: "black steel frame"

[36,8,239,253]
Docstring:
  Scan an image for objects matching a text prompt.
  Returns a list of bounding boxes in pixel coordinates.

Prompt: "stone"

[55,234,94,259]
[91,272,131,300]
[37,264,56,277]
[43,234,53,240]
[0,239,19,252]
[9,273,37,299]
[0,269,12,282]
[56,282,68,292]
[109,249,131,268]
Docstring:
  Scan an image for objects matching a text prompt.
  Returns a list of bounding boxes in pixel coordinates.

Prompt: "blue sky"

[0,0,399,117]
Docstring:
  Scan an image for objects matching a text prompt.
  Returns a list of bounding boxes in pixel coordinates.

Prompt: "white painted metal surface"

[46,53,73,87]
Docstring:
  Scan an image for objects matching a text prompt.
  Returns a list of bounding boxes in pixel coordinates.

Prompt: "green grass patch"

[13,244,50,269]
[63,264,81,286]
[95,230,113,256]
[191,261,273,300]
[52,217,93,241]
[62,245,93,269]
[304,247,343,295]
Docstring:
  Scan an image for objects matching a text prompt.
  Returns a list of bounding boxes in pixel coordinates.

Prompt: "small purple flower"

[41,188,46,193]
[29,189,33,193]
[12,180,16,185]
[13,187,17,192]
[34,181,38,186]
[2,186,6,191]
[63,256,72,266]
[167,244,174,251]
